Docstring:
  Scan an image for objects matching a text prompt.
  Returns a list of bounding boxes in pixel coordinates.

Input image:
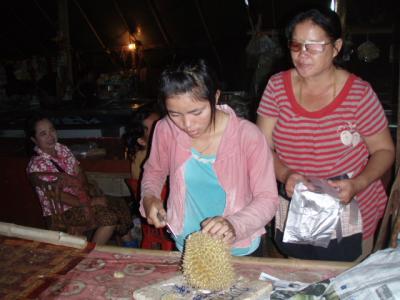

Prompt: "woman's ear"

[30,137,37,145]
[215,90,221,104]
[333,38,343,58]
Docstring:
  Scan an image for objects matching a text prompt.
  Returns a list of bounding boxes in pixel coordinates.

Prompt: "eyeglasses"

[288,40,333,54]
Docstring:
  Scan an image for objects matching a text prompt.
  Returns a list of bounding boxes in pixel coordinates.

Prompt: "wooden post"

[337,0,347,32]
[57,0,74,100]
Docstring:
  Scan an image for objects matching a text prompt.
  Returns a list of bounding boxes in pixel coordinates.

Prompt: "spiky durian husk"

[182,232,235,291]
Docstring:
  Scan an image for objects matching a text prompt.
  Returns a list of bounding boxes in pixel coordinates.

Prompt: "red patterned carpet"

[37,250,181,299]
[37,250,341,299]
[0,234,349,299]
[0,236,93,299]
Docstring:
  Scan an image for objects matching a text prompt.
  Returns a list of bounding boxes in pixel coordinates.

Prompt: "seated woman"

[25,114,132,245]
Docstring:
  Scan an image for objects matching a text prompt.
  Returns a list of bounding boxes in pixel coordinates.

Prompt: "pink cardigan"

[140,105,278,248]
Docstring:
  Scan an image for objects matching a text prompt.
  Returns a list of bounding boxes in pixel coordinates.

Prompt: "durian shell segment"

[182,232,235,291]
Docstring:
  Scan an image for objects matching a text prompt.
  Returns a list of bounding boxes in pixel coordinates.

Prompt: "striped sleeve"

[257,73,282,118]
[354,81,388,136]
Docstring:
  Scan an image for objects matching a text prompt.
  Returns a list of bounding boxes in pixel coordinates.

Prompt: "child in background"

[124,103,161,183]
[219,94,254,121]
[123,103,162,247]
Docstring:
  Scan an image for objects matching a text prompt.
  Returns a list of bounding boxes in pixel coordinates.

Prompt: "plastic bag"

[283,178,343,247]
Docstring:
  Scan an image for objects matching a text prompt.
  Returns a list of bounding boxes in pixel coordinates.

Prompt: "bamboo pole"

[71,0,118,67]
[194,0,223,74]
[392,9,400,172]
[146,0,173,51]
[33,0,56,29]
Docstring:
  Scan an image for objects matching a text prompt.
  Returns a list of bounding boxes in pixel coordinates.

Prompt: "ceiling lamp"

[128,42,136,51]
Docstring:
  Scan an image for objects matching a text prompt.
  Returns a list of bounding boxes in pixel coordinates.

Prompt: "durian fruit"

[181,232,235,291]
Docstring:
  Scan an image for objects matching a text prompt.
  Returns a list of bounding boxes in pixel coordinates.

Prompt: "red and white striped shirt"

[257,70,388,239]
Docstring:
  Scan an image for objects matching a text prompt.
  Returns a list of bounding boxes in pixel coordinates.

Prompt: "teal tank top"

[174,148,260,256]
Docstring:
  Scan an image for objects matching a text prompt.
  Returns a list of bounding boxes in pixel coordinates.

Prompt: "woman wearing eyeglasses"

[256,8,394,261]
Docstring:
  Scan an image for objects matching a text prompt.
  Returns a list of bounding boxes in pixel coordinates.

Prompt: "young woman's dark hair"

[158,59,220,126]
[285,8,343,64]
[24,113,52,156]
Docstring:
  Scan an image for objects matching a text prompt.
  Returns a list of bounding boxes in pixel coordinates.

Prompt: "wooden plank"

[95,245,354,271]
[397,47,400,172]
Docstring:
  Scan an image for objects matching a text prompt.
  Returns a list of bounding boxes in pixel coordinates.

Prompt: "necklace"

[194,111,227,154]
[196,135,215,154]
[298,70,336,109]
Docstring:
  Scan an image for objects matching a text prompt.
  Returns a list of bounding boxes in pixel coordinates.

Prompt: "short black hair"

[158,58,220,125]
[286,8,342,41]
[24,113,53,156]
[123,102,159,158]
[25,113,51,139]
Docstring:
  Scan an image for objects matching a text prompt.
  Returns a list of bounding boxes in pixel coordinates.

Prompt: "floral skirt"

[46,196,131,236]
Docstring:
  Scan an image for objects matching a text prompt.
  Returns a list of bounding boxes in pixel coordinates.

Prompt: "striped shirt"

[257,70,388,239]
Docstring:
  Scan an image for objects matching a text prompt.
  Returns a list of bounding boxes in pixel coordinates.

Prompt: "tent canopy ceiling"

[0,0,395,89]
[1,0,394,56]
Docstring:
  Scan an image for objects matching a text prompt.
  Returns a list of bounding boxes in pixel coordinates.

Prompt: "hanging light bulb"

[128,42,136,51]
[127,32,137,51]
